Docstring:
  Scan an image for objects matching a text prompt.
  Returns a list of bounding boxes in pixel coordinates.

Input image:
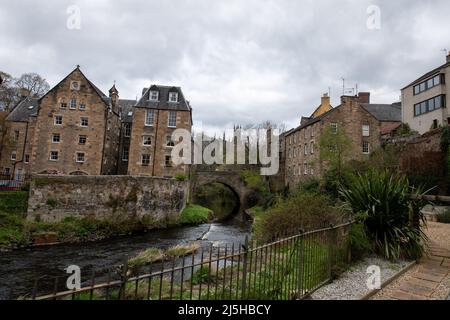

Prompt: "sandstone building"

[0,66,193,179]
[401,53,450,135]
[284,92,401,188]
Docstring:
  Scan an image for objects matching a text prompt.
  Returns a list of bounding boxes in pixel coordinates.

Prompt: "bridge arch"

[192,171,253,218]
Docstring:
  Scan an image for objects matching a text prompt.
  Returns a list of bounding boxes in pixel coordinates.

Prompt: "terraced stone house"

[284,92,401,188]
[0,66,193,178]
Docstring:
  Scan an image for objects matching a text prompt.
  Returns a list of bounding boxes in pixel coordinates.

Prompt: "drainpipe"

[151,109,160,177]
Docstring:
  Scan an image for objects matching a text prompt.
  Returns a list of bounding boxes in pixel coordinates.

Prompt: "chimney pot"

[358,92,371,104]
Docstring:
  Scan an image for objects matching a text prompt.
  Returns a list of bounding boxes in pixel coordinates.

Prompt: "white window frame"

[150,91,159,101]
[362,124,370,137]
[142,135,152,146]
[79,103,86,111]
[330,122,338,134]
[10,151,17,161]
[145,110,155,126]
[54,116,63,126]
[122,148,129,162]
[303,161,308,175]
[79,135,87,145]
[165,155,173,167]
[24,155,30,164]
[76,152,85,163]
[124,123,131,137]
[169,92,178,103]
[141,154,151,166]
[70,98,77,110]
[50,151,59,161]
[304,144,308,155]
[363,141,370,154]
[310,141,314,154]
[80,117,89,127]
[168,111,177,128]
[52,134,61,143]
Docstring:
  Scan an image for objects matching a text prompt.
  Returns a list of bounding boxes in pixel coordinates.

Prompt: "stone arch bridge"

[191,170,254,218]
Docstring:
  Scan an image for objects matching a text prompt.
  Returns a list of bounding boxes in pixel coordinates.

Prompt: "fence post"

[328,224,337,280]
[296,229,305,299]
[241,235,249,300]
[119,258,129,300]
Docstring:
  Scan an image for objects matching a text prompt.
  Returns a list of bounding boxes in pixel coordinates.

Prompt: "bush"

[339,170,428,260]
[179,205,213,225]
[437,208,450,224]
[296,178,321,194]
[0,191,29,213]
[348,223,373,259]
[253,193,344,243]
[174,173,188,181]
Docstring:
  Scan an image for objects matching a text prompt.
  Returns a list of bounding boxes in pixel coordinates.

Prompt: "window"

[141,154,151,166]
[145,110,154,126]
[293,134,297,144]
[311,126,314,137]
[142,135,152,146]
[165,155,173,167]
[54,116,63,125]
[304,144,308,155]
[169,92,178,103]
[293,148,297,158]
[80,117,89,127]
[166,135,175,147]
[414,95,445,117]
[150,91,159,101]
[25,155,30,164]
[79,135,87,145]
[303,161,308,175]
[52,134,61,143]
[362,124,370,137]
[70,99,77,109]
[168,111,177,127]
[432,119,439,129]
[310,142,314,154]
[11,151,17,161]
[60,100,67,109]
[122,148,129,162]
[310,167,314,175]
[124,123,131,137]
[4,168,10,176]
[50,151,59,161]
[76,152,85,163]
[363,142,370,154]
[330,122,338,134]
[79,103,86,111]
[413,74,443,95]
[14,130,19,142]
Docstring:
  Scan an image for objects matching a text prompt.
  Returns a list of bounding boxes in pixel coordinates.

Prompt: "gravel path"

[310,256,410,300]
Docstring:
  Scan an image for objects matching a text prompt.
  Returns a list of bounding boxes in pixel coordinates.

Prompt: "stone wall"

[27,175,189,223]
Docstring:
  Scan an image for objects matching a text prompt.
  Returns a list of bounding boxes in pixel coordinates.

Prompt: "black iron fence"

[28,221,353,301]
[0,174,31,191]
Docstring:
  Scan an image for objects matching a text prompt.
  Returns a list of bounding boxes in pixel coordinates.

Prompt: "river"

[0,220,251,300]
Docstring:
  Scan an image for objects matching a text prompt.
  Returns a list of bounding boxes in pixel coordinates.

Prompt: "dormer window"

[169,92,178,103]
[150,91,159,101]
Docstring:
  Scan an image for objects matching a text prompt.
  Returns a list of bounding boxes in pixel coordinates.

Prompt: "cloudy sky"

[1,0,449,135]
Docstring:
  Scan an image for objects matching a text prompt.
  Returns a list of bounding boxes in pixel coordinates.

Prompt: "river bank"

[0,220,251,300]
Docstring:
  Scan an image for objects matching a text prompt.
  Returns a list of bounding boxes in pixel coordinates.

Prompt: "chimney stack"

[358,92,371,104]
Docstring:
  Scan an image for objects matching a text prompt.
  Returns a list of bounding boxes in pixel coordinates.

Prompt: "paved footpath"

[372,222,450,300]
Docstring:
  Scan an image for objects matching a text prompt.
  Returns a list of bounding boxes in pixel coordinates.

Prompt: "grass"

[128,248,165,267]
[179,205,213,225]
[165,242,201,259]
[0,191,28,213]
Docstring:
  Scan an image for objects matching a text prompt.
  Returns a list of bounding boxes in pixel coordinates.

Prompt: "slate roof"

[361,103,401,122]
[6,96,39,122]
[119,99,137,122]
[136,85,191,112]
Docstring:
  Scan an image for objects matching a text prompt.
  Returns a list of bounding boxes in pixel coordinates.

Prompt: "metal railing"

[0,174,30,191]
[28,221,353,301]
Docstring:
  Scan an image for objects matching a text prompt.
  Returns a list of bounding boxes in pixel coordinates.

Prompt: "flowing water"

[0,220,251,299]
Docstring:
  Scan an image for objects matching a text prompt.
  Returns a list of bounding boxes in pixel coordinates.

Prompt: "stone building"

[30,66,121,175]
[0,67,194,178]
[401,53,450,135]
[127,85,193,177]
[284,92,401,188]
[0,96,38,178]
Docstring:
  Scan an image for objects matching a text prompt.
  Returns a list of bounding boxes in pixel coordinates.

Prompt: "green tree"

[319,124,352,182]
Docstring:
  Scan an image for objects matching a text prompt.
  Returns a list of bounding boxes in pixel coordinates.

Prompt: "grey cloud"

[1,0,449,133]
